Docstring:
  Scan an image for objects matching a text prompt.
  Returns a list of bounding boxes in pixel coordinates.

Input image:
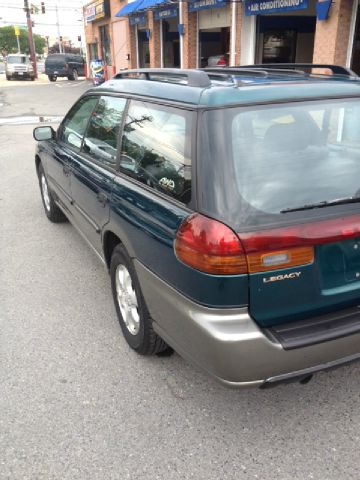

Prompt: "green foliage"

[0,26,46,56]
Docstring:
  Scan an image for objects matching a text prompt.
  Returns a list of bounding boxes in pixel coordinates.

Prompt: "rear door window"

[82,96,127,168]
[120,100,192,204]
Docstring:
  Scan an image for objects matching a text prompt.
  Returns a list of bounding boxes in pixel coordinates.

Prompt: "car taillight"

[216,57,227,66]
[174,214,247,275]
[175,213,360,275]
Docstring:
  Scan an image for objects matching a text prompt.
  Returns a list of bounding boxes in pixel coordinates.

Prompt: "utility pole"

[23,0,38,78]
[55,2,63,53]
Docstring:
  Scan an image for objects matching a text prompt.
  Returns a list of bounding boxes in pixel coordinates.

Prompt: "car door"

[46,96,98,212]
[70,95,127,254]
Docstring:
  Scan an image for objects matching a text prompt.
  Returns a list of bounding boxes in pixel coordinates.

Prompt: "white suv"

[6,54,34,81]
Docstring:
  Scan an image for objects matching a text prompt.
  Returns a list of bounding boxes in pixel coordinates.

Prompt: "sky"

[0,0,87,43]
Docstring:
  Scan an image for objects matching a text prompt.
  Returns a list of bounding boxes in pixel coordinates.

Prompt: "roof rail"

[113,68,212,88]
[240,63,358,77]
[203,67,306,77]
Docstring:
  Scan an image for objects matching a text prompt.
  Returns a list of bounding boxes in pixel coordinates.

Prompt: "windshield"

[7,56,28,64]
[200,98,360,227]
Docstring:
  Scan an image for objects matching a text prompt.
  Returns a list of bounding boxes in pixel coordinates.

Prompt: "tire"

[30,76,35,81]
[48,75,56,82]
[68,69,78,81]
[38,164,67,223]
[110,244,168,355]
[6,75,11,81]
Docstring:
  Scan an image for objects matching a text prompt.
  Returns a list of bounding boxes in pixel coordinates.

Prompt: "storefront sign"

[85,0,110,22]
[129,14,147,25]
[244,0,308,16]
[316,0,332,21]
[154,6,178,20]
[188,0,227,13]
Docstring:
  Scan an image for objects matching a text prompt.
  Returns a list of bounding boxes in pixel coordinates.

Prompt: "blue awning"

[115,0,145,17]
[116,0,171,17]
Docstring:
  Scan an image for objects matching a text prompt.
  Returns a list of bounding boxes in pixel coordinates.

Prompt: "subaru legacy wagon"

[33,65,360,388]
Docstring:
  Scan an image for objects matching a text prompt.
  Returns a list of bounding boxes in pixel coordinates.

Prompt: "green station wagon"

[33,65,360,387]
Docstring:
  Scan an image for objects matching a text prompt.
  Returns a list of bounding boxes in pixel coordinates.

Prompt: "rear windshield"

[200,98,360,228]
[7,56,28,64]
[46,55,65,64]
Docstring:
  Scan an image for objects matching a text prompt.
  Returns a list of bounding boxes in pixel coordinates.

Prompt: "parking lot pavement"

[1,82,360,480]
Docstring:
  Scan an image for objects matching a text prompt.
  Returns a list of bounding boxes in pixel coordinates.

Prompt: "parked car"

[5,54,34,80]
[45,53,85,82]
[33,65,360,388]
[206,54,229,67]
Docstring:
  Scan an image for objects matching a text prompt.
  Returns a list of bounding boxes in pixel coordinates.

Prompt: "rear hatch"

[200,94,360,328]
[45,55,66,74]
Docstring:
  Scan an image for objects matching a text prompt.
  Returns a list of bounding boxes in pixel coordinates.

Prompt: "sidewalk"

[0,73,90,86]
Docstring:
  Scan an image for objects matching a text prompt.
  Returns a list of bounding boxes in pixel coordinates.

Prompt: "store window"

[99,25,111,65]
[255,15,316,64]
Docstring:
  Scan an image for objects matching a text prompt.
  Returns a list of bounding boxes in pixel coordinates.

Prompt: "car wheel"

[38,164,67,223]
[72,69,78,81]
[48,75,56,82]
[30,76,35,81]
[6,75,11,81]
[110,244,169,355]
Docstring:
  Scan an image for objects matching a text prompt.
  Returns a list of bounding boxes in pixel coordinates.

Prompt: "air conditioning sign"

[244,0,308,16]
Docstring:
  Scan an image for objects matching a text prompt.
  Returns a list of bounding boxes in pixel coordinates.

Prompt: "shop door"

[163,18,180,67]
[351,7,360,75]
[138,30,150,68]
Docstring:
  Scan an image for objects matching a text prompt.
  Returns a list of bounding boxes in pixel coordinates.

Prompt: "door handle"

[97,192,108,207]
[63,165,71,176]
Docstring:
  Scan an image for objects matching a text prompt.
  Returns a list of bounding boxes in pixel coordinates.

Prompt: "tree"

[0,26,46,56]
[48,43,81,55]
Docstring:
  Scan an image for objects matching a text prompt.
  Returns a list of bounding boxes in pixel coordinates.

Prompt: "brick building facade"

[83,0,360,77]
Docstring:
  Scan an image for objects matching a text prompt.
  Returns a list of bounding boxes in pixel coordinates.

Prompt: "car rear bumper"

[7,71,33,78]
[135,260,360,388]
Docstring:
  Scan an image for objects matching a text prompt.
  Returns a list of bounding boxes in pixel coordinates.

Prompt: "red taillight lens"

[216,57,227,66]
[174,214,247,274]
[175,214,360,275]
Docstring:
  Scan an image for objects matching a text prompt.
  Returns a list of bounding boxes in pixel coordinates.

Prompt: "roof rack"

[203,67,306,77]
[113,68,212,88]
[240,63,358,77]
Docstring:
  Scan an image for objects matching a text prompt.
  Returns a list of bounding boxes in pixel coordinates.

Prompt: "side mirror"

[33,126,55,141]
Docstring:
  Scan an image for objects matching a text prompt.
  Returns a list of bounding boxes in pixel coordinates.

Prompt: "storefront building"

[83,0,360,76]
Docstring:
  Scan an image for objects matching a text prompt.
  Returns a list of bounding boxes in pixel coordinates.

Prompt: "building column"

[129,23,138,69]
[148,11,161,68]
[230,1,244,65]
[181,3,198,68]
[313,0,354,66]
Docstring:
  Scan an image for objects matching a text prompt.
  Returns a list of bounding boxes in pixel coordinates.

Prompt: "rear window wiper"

[281,196,360,213]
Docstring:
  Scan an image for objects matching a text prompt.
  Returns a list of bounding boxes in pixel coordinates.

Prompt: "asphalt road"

[1,79,360,480]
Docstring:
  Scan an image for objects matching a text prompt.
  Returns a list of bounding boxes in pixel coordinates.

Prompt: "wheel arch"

[103,230,122,270]
[35,154,41,176]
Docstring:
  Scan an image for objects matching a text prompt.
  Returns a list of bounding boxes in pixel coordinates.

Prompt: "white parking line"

[55,81,87,89]
[0,115,63,125]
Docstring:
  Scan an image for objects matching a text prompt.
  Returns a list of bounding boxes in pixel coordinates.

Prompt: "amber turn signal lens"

[247,246,314,273]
